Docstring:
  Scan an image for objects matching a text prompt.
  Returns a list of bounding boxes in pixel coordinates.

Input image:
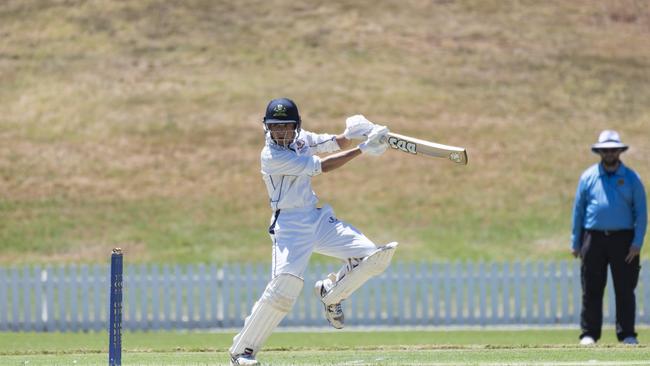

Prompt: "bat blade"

[384,132,468,165]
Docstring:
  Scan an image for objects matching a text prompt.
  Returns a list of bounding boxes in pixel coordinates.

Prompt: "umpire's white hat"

[591,130,628,153]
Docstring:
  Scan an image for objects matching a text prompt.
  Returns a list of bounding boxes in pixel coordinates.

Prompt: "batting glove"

[343,115,375,140]
[359,125,389,156]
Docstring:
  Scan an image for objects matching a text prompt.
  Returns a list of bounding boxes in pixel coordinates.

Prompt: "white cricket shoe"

[314,276,345,329]
[580,336,596,345]
[622,336,639,345]
[230,352,259,366]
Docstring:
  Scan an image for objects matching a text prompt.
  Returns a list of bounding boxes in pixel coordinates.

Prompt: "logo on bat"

[387,136,417,154]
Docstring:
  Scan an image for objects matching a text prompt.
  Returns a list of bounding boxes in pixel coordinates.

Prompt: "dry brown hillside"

[0,0,648,264]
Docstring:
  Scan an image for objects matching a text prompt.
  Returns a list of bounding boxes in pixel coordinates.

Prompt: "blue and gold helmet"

[263,98,301,128]
[262,97,301,146]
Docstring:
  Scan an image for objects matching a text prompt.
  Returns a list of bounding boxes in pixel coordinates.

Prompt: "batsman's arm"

[335,134,356,150]
[321,147,362,173]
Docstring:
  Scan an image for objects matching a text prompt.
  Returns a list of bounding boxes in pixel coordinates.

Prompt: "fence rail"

[1,260,650,332]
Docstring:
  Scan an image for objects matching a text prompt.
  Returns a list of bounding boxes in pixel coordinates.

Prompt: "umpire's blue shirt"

[571,162,647,250]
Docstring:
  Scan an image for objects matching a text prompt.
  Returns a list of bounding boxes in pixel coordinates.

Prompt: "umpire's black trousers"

[580,229,640,341]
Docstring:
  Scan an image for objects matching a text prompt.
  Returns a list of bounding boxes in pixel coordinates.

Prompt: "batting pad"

[230,273,303,356]
[321,242,398,305]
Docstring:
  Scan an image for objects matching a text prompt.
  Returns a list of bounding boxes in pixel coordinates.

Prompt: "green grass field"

[1,0,649,265]
[2,329,650,365]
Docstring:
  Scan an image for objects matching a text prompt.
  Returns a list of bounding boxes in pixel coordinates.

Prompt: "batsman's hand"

[343,115,375,140]
[359,125,389,156]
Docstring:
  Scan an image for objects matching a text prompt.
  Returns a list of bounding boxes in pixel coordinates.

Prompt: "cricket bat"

[381,132,468,165]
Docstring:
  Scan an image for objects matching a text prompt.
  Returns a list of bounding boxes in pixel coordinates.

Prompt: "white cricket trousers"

[268,204,378,279]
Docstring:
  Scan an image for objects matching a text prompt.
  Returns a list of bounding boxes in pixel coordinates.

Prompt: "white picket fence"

[1,260,650,332]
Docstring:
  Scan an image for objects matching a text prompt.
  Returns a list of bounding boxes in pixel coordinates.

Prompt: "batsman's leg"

[312,205,399,328]
[314,242,398,329]
[321,242,398,306]
[230,273,303,365]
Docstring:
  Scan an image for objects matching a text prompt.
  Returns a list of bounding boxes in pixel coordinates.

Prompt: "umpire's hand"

[625,245,641,263]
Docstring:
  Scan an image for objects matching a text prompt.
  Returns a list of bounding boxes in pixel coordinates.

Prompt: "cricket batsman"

[229,97,398,365]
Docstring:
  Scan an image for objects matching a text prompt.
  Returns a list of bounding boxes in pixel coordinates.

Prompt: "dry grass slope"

[0,0,648,264]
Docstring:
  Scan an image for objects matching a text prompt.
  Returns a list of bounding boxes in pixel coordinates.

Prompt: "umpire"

[571,130,647,345]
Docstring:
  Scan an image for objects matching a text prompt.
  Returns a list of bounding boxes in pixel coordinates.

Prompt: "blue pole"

[109,248,123,366]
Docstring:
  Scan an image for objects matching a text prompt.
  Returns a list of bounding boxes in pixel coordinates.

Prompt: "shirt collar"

[598,162,625,177]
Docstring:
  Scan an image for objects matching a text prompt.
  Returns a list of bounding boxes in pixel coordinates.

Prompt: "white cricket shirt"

[261,130,340,211]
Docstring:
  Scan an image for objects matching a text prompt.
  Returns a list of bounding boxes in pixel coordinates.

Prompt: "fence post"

[465,262,474,323]
[0,268,6,331]
[11,267,20,331]
[537,262,545,324]
[57,266,66,332]
[79,265,89,332]
[232,264,241,327]
[502,262,510,324]
[127,264,136,331]
[559,261,569,323]
[455,262,463,324]
[93,265,103,331]
[513,261,522,323]
[141,264,150,330]
[409,263,418,325]
[161,264,171,330]
[151,264,160,331]
[397,261,405,325]
[478,262,486,325]
[198,264,207,329]
[442,262,451,325]
[385,265,394,325]
[184,264,195,328]
[174,265,183,329]
[572,261,581,322]
[374,265,383,325]
[43,267,54,332]
[549,261,557,323]
[222,264,231,327]
[207,264,217,327]
[525,262,533,323]
[10,267,20,331]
